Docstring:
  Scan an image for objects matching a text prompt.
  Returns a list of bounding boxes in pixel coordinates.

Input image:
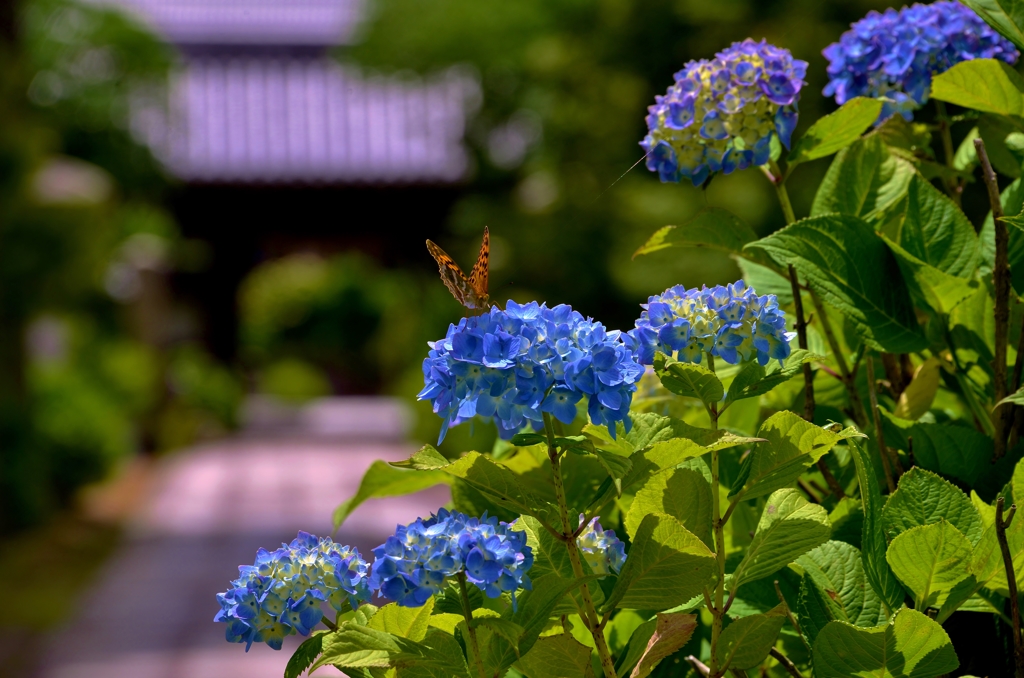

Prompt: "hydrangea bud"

[823,1,1018,121]
[577,515,626,576]
[419,301,644,442]
[641,39,807,186]
[214,532,371,651]
[369,509,534,608]
[630,281,793,367]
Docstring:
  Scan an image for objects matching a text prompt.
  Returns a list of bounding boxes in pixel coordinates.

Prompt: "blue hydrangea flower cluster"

[641,39,807,186]
[369,509,534,608]
[214,532,371,651]
[577,515,626,576]
[418,301,644,442]
[630,281,793,367]
[823,1,1018,121]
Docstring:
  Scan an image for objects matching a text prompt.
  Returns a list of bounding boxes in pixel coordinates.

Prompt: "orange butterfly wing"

[426,228,491,311]
[426,239,473,307]
[468,226,489,302]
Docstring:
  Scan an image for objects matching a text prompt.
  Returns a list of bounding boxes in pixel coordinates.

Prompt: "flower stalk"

[543,413,618,678]
[706,354,729,678]
[457,572,488,678]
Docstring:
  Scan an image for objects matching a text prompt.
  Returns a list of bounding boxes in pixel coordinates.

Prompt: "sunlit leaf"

[931,58,1024,116]
[633,207,756,258]
[789,97,883,165]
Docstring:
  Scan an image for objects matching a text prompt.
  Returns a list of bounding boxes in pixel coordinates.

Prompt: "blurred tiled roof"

[97,0,475,184]
[131,59,473,183]
[95,0,365,45]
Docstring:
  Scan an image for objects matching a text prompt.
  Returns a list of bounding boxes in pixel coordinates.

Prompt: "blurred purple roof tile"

[130,59,474,183]
[92,0,365,45]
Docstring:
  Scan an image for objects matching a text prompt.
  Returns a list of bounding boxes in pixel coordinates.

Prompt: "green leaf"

[892,358,941,421]
[809,135,915,222]
[734,255,793,304]
[850,439,907,614]
[516,633,595,678]
[961,0,1024,50]
[931,58,1024,116]
[633,207,757,258]
[724,349,823,405]
[628,613,698,678]
[797,541,887,634]
[434,451,548,520]
[812,607,959,678]
[978,113,1024,178]
[390,445,450,470]
[584,411,731,454]
[625,467,713,548]
[730,410,860,501]
[886,520,973,609]
[285,633,325,678]
[653,354,724,405]
[731,489,831,591]
[898,175,981,277]
[799,570,839,644]
[368,599,435,642]
[879,413,993,486]
[476,618,524,650]
[789,97,883,165]
[883,236,980,316]
[333,460,450,529]
[511,433,547,446]
[314,624,400,670]
[604,513,717,612]
[996,384,1024,409]
[954,126,981,171]
[747,214,926,354]
[396,630,471,678]
[714,604,787,671]
[1000,209,1024,296]
[969,501,1024,596]
[483,573,603,673]
[591,447,632,492]
[880,467,983,545]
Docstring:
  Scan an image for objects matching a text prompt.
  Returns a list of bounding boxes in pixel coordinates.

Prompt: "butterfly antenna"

[590,151,651,205]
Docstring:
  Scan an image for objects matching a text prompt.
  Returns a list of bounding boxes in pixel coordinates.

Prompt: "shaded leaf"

[633,207,756,258]
[285,633,325,678]
[334,460,450,529]
[812,608,959,678]
[850,439,907,614]
[883,236,980,316]
[747,214,926,353]
[715,604,786,671]
[809,134,915,222]
[629,613,698,678]
[516,633,595,678]
[797,540,887,636]
[879,413,993,486]
[898,175,980,277]
[961,0,1024,50]
[724,349,824,406]
[789,97,884,164]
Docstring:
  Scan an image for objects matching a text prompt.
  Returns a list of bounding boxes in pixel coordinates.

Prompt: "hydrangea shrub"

[214,2,1024,676]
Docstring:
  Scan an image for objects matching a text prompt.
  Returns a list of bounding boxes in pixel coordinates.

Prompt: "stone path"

[35,399,450,678]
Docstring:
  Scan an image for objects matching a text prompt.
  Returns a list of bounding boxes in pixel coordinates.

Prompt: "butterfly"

[426,227,492,311]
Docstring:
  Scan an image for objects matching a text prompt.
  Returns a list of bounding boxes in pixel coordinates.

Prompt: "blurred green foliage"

[0,0,232,530]
[344,0,895,329]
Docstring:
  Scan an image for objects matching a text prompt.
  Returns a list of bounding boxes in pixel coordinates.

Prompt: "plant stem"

[866,356,899,493]
[687,655,712,677]
[977,138,1012,460]
[810,292,868,429]
[769,159,797,224]
[705,354,728,678]
[321,616,337,631]
[788,265,816,424]
[769,648,804,678]
[458,573,488,678]
[996,498,1024,678]
[542,413,618,678]
[935,100,962,206]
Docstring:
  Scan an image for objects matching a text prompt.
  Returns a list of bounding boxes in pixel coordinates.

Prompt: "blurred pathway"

[35,398,449,678]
